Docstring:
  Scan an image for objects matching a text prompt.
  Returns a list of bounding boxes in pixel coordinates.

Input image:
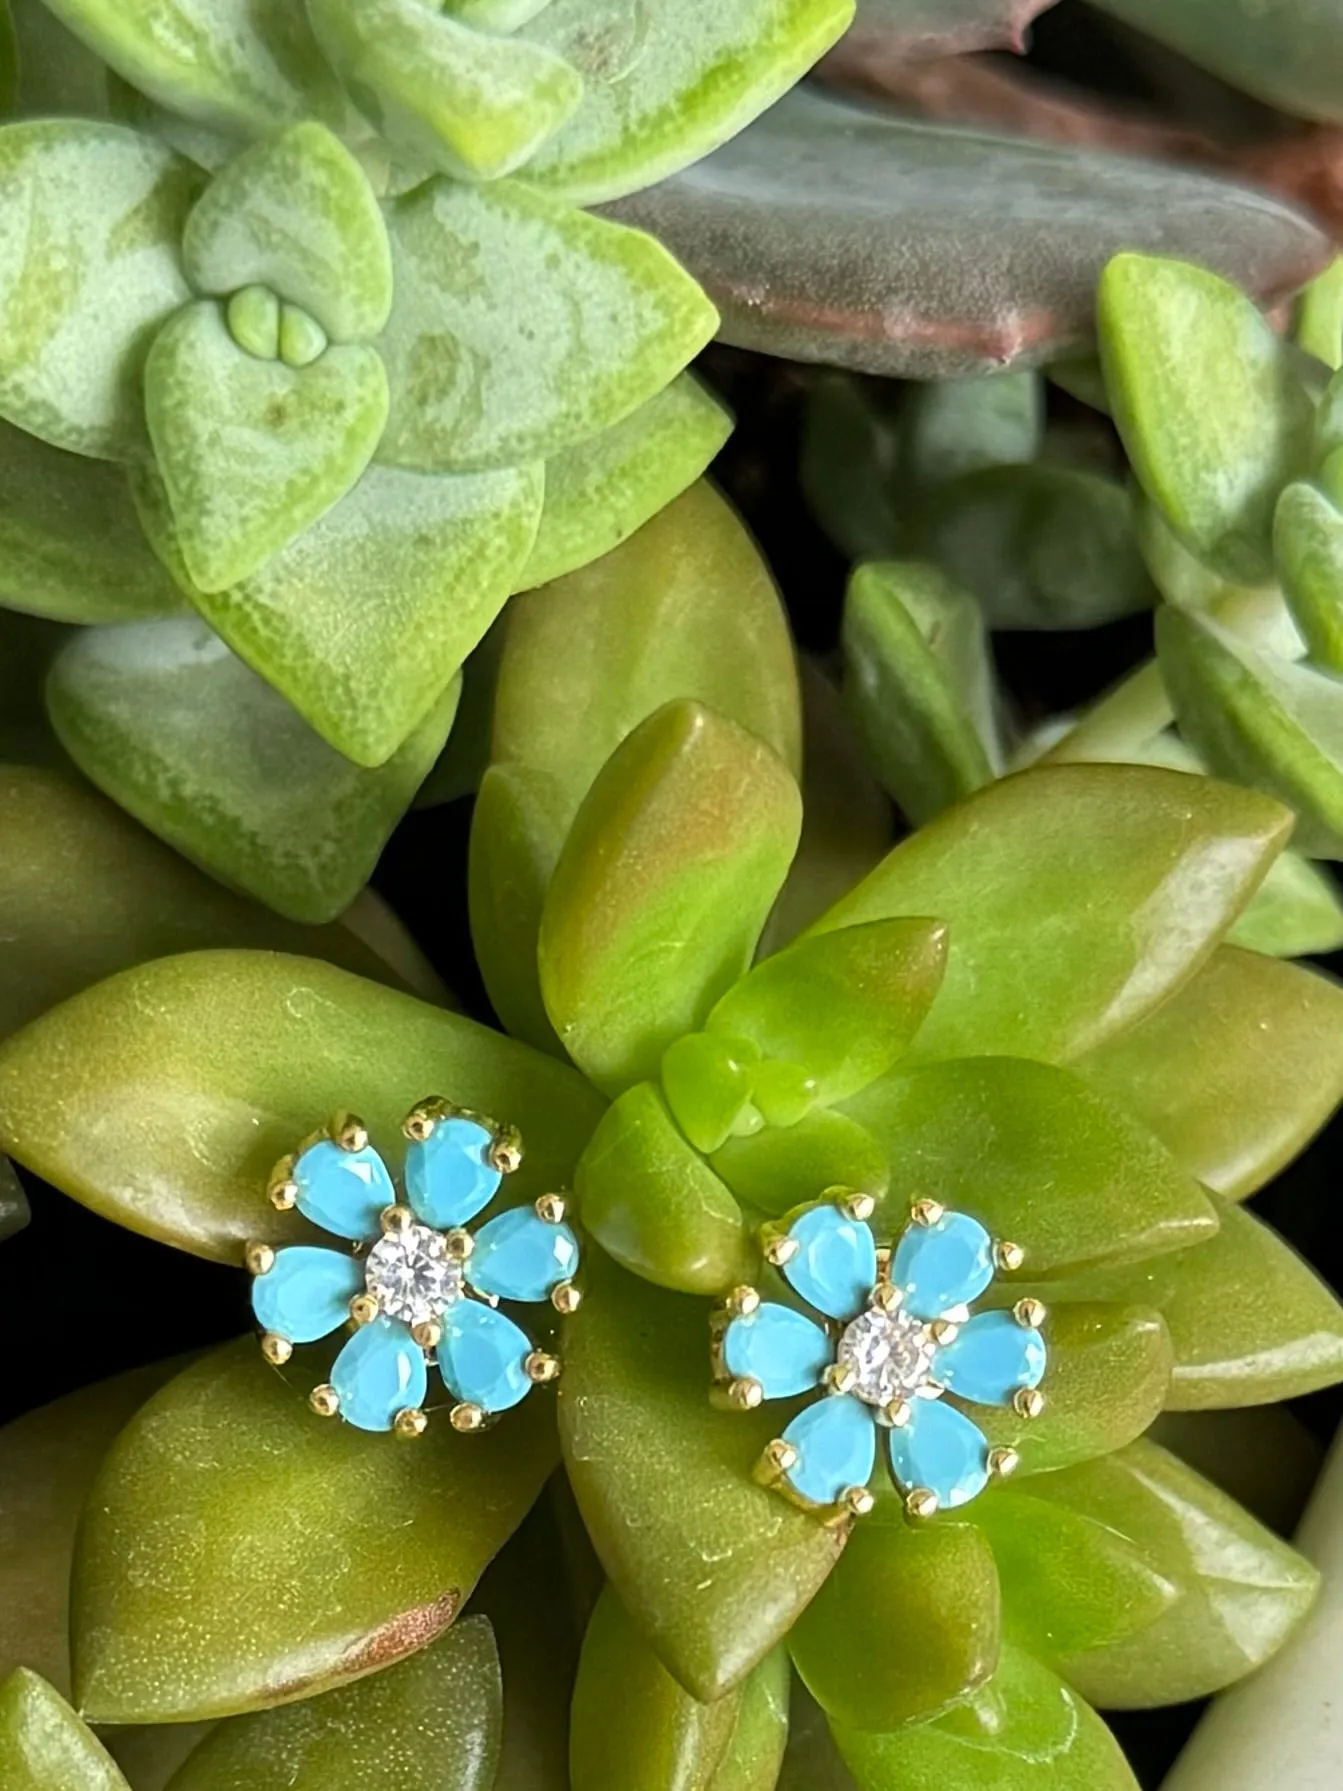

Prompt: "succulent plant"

[2,481,1342,1788]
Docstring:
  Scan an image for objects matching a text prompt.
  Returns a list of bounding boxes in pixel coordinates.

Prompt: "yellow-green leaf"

[0,1668,129,1790]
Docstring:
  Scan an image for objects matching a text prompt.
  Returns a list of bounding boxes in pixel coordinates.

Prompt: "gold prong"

[403,1096,453,1142]
[245,1241,275,1276]
[724,1285,761,1320]
[260,1332,292,1366]
[535,1192,566,1225]
[332,1111,368,1154]
[309,1383,339,1417]
[754,1439,798,1487]
[394,1407,428,1439]
[412,1318,442,1350]
[929,1318,960,1347]
[871,1281,902,1314]
[349,1293,380,1327]
[838,1190,875,1223]
[268,1178,298,1212]
[989,1445,1021,1479]
[905,1487,939,1520]
[491,1127,524,1175]
[728,1375,764,1410]
[910,1198,945,1228]
[763,1234,800,1268]
[995,1240,1025,1273]
[915,1380,945,1401]
[380,1203,414,1234]
[841,1485,875,1518]
[1014,1386,1046,1420]
[450,1402,486,1433]
[444,1227,474,1261]
[824,1362,857,1396]
[525,1350,561,1385]
[1014,1297,1047,1330]
[884,1397,912,1428]
[875,1245,892,1280]
[552,1281,582,1315]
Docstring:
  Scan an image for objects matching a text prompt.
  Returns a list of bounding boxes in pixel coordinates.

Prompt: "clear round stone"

[365,1223,463,1326]
[837,1305,936,1407]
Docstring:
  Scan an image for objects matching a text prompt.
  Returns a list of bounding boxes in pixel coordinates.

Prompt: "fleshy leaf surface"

[164,1619,502,1790]
[71,1341,554,1723]
[0,120,197,458]
[131,454,543,767]
[811,764,1291,1064]
[379,177,717,472]
[705,1648,790,1791]
[46,617,456,925]
[713,1110,891,1216]
[0,948,602,1260]
[559,1253,847,1702]
[538,701,802,1093]
[0,1668,130,1790]
[1229,849,1343,957]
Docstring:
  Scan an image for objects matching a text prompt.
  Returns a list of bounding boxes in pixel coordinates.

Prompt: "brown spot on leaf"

[336,1589,462,1678]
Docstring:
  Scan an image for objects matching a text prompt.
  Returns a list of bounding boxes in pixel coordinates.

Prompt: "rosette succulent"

[2,477,1342,1789]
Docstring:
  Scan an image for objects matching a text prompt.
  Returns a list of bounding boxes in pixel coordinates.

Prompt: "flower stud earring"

[711,1190,1045,1520]
[246,1099,580,1435]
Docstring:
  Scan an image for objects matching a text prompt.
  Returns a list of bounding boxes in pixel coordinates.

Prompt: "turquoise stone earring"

[246,1099,581,1436]
[711,1191,1046,1521]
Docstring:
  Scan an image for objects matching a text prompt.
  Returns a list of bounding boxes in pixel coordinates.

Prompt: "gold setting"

[988,1445,1021,1480]
[260,1332,292,1366]
[995,1239,1025,1273]
[309,1383,340,1418]
[823,1362,857,1397]
[905,1487,939,1520]
[450,1401,486,1433]
[535,1192,567,1225]
[394,1407,428,1440]
[525,1351,561,1385]
[349,1292,380,1327]
[1013,1297,1047,1330]
[444,1227,474,1261]
[244,1241,275,1277]
[552,1281,582,1315]
[841,1485,875,1519]
[411,1318,442,1350]
[929,1318,960,1347]
[837,1189,876,1223]
[910,1198,945,1227]
[763,1234,800,1268]
[1014,1386,1046,1420]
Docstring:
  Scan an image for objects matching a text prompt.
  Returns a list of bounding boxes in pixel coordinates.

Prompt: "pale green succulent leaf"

[713,1110,891,1216]
[1297,255,1343,368]
[379,178,717,473]
[706,1647,790,1791]
[182,121,392,342]
[1230,849,1343,956]
[0,120,198,459]
[800,374,902,563]
[0,1668,130,1790]
[0,946,601,1259]
[1273,478,1343,676]
[897,369,1042,488]
[811,764,1292,1064]
[165,1620,502,1791]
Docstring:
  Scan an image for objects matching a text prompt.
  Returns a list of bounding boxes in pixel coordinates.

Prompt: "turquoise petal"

[782,1204,878,1322]
[440,1299,533,1413]
[892,1210,994,1320]
[781,1395,877,1507]
[886,1397,990,1508]
[331,1316,427,1432]
[251,1245,362,1343]
[294,1138,395,1241]
[405,1116,501,1229]
[723,1302,833,1399]
[937,1310,1047,1407]
[467,1207,580,1302]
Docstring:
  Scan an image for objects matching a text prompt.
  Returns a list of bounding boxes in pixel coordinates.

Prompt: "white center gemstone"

[365,1223,464,1326]
[837,1305,936,1407]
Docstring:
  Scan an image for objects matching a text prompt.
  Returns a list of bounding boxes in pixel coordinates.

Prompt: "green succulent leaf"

[1080,946,1343,1200]
[307,0,582,183]
[832,1643,1138,1790]
[0,947,602,1259]
[0,120,198,459]
[706,918,947,1105]
[0,1156,26,1241]
[800,375,902,564]
[559,1253,846,1703]
[539,701,802,1093]
[841,560,997,822]
[1274,477,1343,675]
[71,1340,553,1723]
[1297,255,1343,368]
[570,1582,741,1791]
[165,1619,502,1791]
[518,375,733,592]
[1099,253,1315,582]
[10,0,110,115]
[577,1081,755,1294]
[0,1364,180,1693]
[1149,1405,1321,1536]
[46,616,455,925]
[38,0,357,137]
[812,764,1292,1064]
[713,1110,891,1216]
[444,0,554,25]
[145,300,389,593]
[0,1668,130,1790]
[1090,0,1343,127]
[518,0,856,204]
[182,122,392,343]
[790,1515,1000,1732]
[379,178,717,473]
[0,765,409,1045]
[706,1646,789,1791]
[847,1056,1217,1271]
[913,463,1157,629]
[1157,603,1343,859]
[1013,1440,1319,1707]
[606,89,1329,380]
[0,422,183,622]
[1230,849,1343,956]
[972,1302,1173,1476]
[897,370,1042,488]
[470,763,570,1053]
[0,609,66,770]
[131,453,543,768]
